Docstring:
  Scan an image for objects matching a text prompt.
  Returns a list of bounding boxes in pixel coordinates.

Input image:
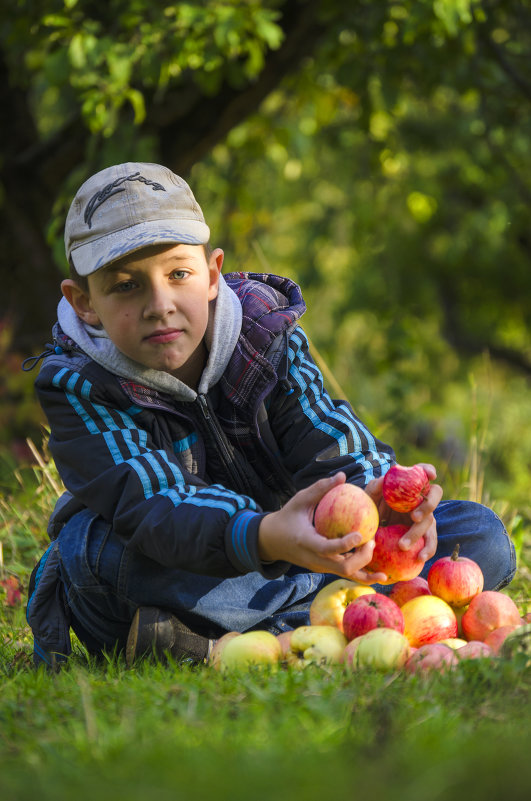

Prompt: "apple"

[382,464,431,513]
[401,595,458,648]
[404,643,458,674]
[427,544,484,607]
[314,483,379,544]
[522,612,531,624]
[309,578,375,631]
[461,591,522,642]
[483,624,521,655]
[366,524,426,585]
[343,628,411,671]
[438,638,468,650]
[455,640,494,660]
[342,593,404,641]
[286,625,347,668]
[389,577,431,607]
[208,631,242,670]
[218,630,281,672]
[276,630,294,660]
[341,635,364,667]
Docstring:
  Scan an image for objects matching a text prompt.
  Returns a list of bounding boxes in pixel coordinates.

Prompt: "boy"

[26,162,515,668]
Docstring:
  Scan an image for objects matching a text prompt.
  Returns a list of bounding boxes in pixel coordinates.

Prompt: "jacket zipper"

[197,393,250,494]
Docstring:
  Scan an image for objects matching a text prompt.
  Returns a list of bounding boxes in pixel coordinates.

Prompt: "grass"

[0,443,530,801]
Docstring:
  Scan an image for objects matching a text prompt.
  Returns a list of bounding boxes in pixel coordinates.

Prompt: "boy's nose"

[143,287,175,319]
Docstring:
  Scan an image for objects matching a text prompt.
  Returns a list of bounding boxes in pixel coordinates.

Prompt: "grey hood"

[57,275,242,402]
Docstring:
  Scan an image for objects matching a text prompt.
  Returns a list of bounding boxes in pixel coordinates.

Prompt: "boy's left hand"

[364,463,442,562]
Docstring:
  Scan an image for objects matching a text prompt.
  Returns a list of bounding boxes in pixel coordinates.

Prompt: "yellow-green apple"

[389,577,431,607]
[401,595,458,648]
[404,643,458,674]
[309,578,375,631]
[382,464,431,513]
[438,638,468,650]
[286,625,347,668]
[461,591,522,642]
[366,524,426,585]
[343,628,411,671]
[208,631,242,670]
[342,593,404,641]
[314,483,378,544]
[483,624,521,655]
[455,640,494,660]
[218,630,281,672]
[427,545,484,607]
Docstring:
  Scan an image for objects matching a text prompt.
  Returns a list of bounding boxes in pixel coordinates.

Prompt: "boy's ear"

[207,248,224,302]
[61,279,101,326]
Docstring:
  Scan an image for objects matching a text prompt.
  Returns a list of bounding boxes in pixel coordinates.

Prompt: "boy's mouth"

[144,328,183,344]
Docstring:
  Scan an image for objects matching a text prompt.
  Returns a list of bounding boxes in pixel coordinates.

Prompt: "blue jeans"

[55,500,516,655]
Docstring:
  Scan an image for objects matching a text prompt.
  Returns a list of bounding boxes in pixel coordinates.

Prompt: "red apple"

[455,640,494,660]
[483,624,521,655]
[314,483,379,544]
[389,577,431,607]
[382,464,431,513]
[461,591,522,642]
[309,578,375,631]
[366,524,426,585]
[401,595,458,648]
[404,643,458,674]
[342,593,404,641]
[427,544,484,607]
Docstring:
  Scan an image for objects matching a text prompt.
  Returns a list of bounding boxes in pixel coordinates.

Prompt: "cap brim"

[70,219,210,276]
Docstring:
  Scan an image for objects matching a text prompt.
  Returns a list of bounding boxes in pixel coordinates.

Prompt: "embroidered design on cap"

[84,172,166,229]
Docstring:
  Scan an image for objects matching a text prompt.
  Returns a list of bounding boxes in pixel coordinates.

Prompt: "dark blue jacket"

[34,272,395,580]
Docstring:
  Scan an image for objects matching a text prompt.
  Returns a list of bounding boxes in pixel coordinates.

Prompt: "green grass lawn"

[1,453,530,801]
[0,638,530,801]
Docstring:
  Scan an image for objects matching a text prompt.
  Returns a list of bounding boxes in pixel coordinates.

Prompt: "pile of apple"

[210,465,530,674]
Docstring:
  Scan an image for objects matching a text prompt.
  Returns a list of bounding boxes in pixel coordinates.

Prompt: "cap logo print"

[84,172,166,229]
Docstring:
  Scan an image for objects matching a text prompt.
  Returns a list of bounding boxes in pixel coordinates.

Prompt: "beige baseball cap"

[64,162,210,276]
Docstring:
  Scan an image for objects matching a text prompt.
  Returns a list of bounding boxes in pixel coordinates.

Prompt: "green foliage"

[3,0,284,137]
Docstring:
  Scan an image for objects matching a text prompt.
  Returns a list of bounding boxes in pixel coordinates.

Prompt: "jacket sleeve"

[267,327,396,489]
[35,359,283,579]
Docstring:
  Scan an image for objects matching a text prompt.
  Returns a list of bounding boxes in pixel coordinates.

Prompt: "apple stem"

[451,544,460,561]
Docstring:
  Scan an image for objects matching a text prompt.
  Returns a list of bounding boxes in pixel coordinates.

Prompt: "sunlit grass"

[0,437,530,801]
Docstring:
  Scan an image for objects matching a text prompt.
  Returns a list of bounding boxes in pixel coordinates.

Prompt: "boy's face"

[62,243,223,388]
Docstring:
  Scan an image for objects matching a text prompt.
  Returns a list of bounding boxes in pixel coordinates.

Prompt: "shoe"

[126,607,212,667]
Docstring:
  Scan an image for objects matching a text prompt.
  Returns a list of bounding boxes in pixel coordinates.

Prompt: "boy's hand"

[364,463,442,562]
[257,472,387,584]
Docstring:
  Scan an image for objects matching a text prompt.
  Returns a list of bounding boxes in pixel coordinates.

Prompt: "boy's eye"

[114,280,136,293]
[171,269,188,280]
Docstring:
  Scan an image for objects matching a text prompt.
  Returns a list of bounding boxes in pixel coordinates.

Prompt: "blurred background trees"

[1,0,530,516]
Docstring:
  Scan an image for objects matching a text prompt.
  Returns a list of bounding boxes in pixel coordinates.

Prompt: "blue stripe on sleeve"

[231,511,256,570]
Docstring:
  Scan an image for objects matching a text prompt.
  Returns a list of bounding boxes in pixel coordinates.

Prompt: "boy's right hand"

[257,472,387,584]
